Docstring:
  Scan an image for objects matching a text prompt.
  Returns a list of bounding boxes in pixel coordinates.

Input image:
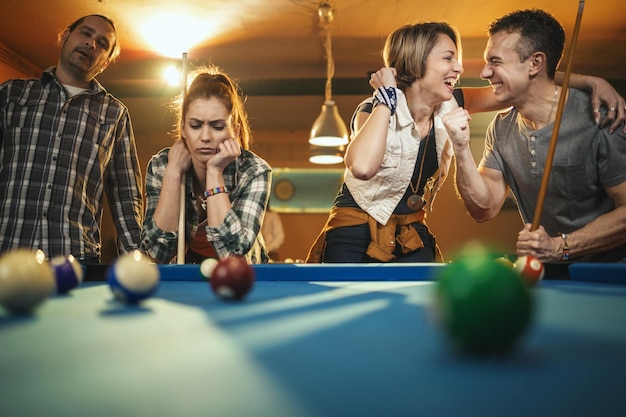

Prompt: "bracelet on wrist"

[372,86,397,116]
[560,233,570,262]
[203,186,229,198]
[199,186,229,210]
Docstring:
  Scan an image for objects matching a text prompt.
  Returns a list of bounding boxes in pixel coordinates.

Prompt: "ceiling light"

[309,1,348,163]
[309,100,348,146]
[309,146,345,165]
[163,64,180,87]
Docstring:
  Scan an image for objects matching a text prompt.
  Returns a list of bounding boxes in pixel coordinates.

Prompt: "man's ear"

[60,29,70,46]
[528,52,546,77]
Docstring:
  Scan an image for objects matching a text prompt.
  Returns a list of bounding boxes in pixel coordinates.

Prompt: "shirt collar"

[394,89,414,128]
[42,66,106,95]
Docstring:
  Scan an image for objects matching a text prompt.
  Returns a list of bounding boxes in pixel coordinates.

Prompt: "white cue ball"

[0,249,56,314]
[107,250,159,304]
[200,258,219,279]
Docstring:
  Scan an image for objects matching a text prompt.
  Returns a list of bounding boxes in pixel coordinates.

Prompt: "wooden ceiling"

[1,0,625,136]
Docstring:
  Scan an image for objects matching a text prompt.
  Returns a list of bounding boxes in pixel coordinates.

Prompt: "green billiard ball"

[435,253,534,354]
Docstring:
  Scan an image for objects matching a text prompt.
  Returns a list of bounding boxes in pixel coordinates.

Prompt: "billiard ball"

[107,250,159,304]
[51,254,84,294]
[200,258,219,279]
[514,255,545,286]
[0,249,56,314]
[210,256,254,300]
[494,256,515,269]
[434,249,534,354]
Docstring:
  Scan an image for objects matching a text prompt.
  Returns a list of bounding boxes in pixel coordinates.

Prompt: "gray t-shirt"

[480,88,626,236]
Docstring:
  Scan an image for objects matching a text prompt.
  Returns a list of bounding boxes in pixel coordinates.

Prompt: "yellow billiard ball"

[0,249,56,314]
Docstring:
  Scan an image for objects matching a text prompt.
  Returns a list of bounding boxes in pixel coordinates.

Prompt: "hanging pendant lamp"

[309,1,348,164]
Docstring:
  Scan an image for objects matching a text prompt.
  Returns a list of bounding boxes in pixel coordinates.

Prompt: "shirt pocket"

[80,106,118,149]
[6,98,41,129]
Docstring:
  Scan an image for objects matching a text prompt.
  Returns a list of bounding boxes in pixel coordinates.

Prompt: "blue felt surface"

[568,263,626,285]
[1,279,626,417]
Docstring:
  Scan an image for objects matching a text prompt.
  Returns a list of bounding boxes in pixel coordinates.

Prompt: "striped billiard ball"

[514,255,545,287]
[107,250,159,304]
[51,254,84,294]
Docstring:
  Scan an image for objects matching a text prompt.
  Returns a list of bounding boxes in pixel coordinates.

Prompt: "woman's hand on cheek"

[207,138,241,170]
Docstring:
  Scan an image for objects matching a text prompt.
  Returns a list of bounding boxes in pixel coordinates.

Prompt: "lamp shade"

[309,100,349,147]
[309,145,345,165]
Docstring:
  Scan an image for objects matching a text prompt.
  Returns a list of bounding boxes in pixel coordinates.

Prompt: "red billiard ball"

[514,255,545,286]
[51,254,84,294]
[210,256,254,301]
[0,249,56,314]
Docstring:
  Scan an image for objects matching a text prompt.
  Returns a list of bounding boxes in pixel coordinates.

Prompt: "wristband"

[199,186,229,210]
[560,233,570,262]
[203,186,229,198]
[372,86,397,116]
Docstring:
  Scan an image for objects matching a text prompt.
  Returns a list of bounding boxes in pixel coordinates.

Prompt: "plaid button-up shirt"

[140,147,271,264]
[0,67,143,260]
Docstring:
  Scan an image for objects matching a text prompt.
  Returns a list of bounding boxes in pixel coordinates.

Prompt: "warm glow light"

[163,65,181,87]
[309,154,344,165]
[309,101,349,147]
[309,2,347,164]
[309,145,345,165]
[139,13,214,58]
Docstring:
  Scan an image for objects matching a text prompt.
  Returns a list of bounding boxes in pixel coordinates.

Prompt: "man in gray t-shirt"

[444,9,626,263]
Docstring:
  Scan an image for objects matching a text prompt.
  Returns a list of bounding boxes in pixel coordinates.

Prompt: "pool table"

[1,263,625,417]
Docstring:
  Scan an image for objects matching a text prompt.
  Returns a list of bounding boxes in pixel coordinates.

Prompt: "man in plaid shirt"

[0,14,143,262]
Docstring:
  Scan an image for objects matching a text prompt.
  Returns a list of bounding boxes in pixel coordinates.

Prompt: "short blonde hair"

[383,22,462,90]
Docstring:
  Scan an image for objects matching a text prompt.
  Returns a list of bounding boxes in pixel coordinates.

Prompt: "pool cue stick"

[176,52,189,264]
[530,0,585,231]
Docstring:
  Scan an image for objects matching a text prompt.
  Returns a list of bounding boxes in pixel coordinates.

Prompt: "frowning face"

[182,97,239,164]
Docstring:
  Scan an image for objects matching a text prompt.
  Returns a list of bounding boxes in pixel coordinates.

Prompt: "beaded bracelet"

[560,233,570,262]
[199,186,229,210]
[372,86,397,116]
[203,186,229,198]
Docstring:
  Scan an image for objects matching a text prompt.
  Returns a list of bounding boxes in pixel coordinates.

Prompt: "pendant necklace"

[193,178,208,212]
[407,117,432,212]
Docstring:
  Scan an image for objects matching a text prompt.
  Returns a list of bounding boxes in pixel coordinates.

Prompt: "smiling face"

[58,15,116,83]
[420,33,463,103]
[480,31,530,106]
[384,22,463,99]
[182,97,239,164]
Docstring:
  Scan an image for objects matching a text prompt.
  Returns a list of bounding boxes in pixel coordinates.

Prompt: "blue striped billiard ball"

[51,254,84,294]
[107,250,159,304]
